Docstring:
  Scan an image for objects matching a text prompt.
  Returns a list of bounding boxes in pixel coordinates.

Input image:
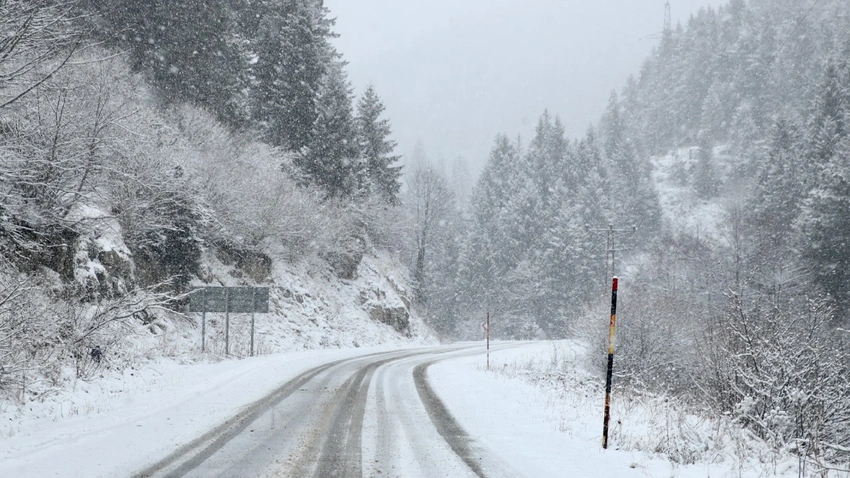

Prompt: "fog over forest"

[327,0,727,172]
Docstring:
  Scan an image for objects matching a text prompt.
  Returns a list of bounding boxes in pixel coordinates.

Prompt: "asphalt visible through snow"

[133,345,522,478]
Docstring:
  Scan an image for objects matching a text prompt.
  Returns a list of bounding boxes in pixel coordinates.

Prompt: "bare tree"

[0,0,79,109]
[406,162,455,301]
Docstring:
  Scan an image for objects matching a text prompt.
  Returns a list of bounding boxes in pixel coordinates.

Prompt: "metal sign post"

[602,276,619,449]
[190,287,270,356]
[201,289,207,353]
[250,288,256,357]
[225,289,231,355]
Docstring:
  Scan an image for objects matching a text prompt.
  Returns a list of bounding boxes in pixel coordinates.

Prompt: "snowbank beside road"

[428,341,814,478]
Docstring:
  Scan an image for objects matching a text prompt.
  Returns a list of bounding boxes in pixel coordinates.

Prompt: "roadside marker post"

[485,312,490,369]
[602,276,619,449]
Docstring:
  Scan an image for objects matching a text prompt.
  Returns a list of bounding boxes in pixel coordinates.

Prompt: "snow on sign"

[190,287,270,313]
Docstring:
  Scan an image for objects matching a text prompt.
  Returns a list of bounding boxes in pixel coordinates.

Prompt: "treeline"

[614,0,850,318]
[408,105,660,339]
[1,0,404,285]
[74,0,401,202]
[609,0,850,465]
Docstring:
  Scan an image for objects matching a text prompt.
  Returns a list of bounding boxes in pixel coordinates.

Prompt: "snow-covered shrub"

[697,291,850,464]
[172,105,354,260]
[607,286,701,395]
[56,285,179,379]
[0,273,58,401]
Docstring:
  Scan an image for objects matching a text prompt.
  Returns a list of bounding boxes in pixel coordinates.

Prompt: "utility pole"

[586,223,637,284]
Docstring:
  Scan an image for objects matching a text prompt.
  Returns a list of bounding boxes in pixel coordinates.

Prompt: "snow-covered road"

[0,344,526,477]
[133,344,518,478]
[0,342,708,477]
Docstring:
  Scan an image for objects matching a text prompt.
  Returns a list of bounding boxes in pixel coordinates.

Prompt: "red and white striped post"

[602,276,619,449]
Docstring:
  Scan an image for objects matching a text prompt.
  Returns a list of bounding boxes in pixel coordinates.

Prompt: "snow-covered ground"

[1,340,843,477]
[0,247,436,422]
[652,146,729,244]
[189,248,436,355]
[431,341,846,478]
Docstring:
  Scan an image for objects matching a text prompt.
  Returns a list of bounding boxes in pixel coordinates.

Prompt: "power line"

[586,223,637,283]
[771,0,823,63]
[777,0,824,57]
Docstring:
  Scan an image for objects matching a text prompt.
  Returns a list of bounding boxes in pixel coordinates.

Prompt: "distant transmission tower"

[639,1,673,41]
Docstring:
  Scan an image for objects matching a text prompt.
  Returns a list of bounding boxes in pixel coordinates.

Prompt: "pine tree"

[694,135,719,198]
[799,136,850,312]
[87,0,242,126]
[601,93,661,238]
[356,84,402,204]
[807,62,845,174]
[462,136,520,312]
[747,120,806,294]
[297,59,360,199]
[250,0,335,151]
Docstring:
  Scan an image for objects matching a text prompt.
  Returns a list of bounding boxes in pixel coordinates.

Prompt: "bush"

[697,290,850,463]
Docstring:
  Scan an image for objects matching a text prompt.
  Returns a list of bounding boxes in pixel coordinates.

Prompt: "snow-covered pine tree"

[298,59,360,199]
[806,61,846,175]
[799,137,850,313]
[86,0,242,126]
[600,92,661,240]
[250,0,335,151]
[460,136,520,323]
[356,84,402,204]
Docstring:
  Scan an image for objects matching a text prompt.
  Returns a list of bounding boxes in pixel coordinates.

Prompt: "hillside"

[0,0,433,413]
[414,0,850,468]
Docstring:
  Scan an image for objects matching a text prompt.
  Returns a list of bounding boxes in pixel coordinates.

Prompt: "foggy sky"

[325,0,727,175]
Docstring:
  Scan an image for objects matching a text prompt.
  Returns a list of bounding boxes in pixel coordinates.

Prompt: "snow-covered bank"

[193,248,435,354]
[0,246,436,424]
[428,341,846,478]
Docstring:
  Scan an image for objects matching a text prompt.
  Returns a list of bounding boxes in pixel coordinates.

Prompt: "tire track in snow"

[414,357,524,478]
[132,350,396,478]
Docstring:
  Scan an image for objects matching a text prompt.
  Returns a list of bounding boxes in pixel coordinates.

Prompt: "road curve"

[132,344,521,478]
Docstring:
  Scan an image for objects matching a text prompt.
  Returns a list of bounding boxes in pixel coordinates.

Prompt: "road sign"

[190,287,269,313]
[190,287,270,357]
